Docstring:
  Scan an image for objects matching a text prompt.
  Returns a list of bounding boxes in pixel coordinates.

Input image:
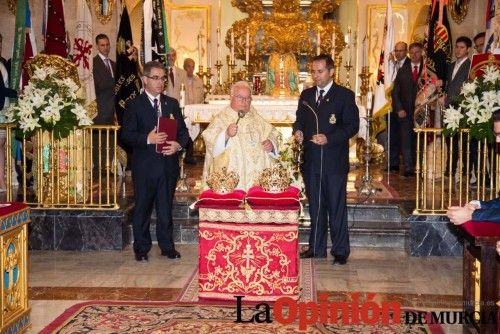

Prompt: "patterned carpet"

[39,301,445,334]
[40,258,445,333]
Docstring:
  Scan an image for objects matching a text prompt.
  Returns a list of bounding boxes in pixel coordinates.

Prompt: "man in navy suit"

[121,61,189,261]
[447,110,500,224]
[391,42,424,176]
[293,54,359,264]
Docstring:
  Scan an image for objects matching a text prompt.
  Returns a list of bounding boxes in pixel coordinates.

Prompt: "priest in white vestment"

[202,81,281,190]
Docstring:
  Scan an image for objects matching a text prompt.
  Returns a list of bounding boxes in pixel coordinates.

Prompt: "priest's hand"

[148,126,167,144]
[226,123,238,139]
[397,109,406,118]
[162,141,181,156]
[446,206,474,225]
[262,139,273,153]
[311,134,328,145]
[294,130,303,144]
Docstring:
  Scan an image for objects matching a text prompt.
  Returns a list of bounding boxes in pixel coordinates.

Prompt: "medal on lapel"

[169,114,175,120]
[329,114,336,124]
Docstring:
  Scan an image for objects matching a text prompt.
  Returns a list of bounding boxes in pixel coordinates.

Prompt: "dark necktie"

[412,65,418,82]
[317,89,324,106]
[105,58,113,78]
[169,67,175,87]
[153,98,160,117]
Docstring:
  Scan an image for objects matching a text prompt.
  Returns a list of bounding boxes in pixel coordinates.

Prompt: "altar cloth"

[198,205,299,301]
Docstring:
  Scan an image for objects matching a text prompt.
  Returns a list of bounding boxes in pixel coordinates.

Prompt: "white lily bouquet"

[442,64,500,142]
[6,67,93,139]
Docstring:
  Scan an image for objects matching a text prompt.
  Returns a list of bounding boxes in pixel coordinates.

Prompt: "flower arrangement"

[277,137,304,193]
[5,67,93,139]
[442,64,500,142]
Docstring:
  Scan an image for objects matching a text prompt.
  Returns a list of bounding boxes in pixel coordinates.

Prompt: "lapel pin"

[329,114,336,124]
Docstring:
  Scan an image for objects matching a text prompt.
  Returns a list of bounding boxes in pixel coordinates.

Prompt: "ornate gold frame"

[92,0,116,25]
[450,0,470,24]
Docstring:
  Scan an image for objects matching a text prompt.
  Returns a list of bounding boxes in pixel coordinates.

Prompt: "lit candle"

[331,31,336,60]
[216,27,221,61]
[245,27,250,65]
[230,29,235,63]
[316,29,321,56]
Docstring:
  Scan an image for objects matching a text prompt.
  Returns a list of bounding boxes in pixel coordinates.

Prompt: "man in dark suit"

[391,42,424,176]
[92,34,116,175]
[386,41,410,171]
[442,36,472,180]
[121,61,189,261]
[293,54,359,265]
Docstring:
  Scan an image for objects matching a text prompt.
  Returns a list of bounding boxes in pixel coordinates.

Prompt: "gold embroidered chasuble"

[201,106,281,191]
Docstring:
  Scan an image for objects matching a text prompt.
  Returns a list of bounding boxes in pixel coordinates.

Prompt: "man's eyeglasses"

[232,94,252,103]
[146,75,168,82]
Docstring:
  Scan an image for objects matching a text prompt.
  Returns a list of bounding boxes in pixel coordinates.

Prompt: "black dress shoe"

[332,255,347,265]
[389,166,399,172]
[403,171,415,177]
[161,249,181,259]
[300,249,326,259]
[135,253,148,262]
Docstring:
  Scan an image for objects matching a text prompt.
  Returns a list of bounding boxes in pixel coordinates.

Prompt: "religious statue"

[266,52,299,97]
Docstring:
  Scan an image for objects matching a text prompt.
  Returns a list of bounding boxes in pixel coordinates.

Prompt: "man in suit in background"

[441,36,472,181]
[473,32,485,54]
[92,34,116,175]
[383,41,410,167]
[165,48,187,102]
[293,54,359,265]
[391,42,424,176]
[121,61,189,262]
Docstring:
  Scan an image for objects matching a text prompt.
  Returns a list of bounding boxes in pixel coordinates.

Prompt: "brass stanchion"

[359,87,377,196]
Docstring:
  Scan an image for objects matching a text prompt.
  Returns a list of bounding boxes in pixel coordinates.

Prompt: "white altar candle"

[216,27,221,61]
[197,33,202,67]
[230,29,235,63]
[362,36,367,68]
[316,30,321,56]
[245,27,250,65]
[331,31,336,60]
[207,39,211,67]
[367,89,373,111]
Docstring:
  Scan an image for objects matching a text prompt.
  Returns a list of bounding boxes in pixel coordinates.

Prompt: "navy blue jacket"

[293,83,359,175]
[472,197,500,223]
[121,92,189,178]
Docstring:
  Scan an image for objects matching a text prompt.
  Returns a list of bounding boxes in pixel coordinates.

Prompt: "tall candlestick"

[230,29,235,63]
[216,27,221,61]
[245,27,250,64]
[316,29,321,56]
[367,88,373,112]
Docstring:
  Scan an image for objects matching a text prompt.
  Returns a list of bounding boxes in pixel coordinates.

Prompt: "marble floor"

[27,244,465,333]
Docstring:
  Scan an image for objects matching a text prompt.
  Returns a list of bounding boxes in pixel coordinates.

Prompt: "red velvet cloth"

[0,202,28,216]
[461,220,500,237]
[198,207,299,301]
[246,186,300,206]
[196,189,246,207]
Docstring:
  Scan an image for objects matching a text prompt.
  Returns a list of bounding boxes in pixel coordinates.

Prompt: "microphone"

[235,110,245,125]
[302,100,319,135]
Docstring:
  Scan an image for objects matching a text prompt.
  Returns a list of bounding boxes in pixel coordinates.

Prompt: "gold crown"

[206,167,240,194]
[258,165,290,193]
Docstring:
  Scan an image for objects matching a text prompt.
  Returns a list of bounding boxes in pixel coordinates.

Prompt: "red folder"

[156,116,177,154]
